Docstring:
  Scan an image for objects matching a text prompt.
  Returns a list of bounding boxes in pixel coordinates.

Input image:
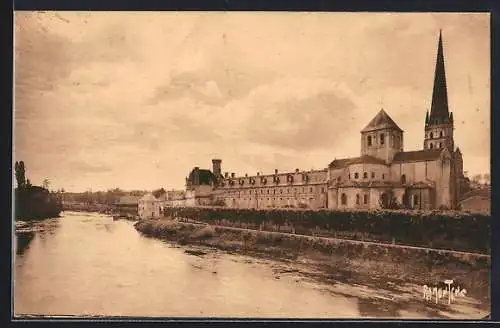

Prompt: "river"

[14,211,363,318]
[13,212,489,319]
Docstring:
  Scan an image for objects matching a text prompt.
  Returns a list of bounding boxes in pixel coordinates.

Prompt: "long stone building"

[184,31,467,211]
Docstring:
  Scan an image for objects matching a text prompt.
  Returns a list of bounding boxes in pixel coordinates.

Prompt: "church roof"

[329,155,387,168]
[428,30,452,126]
[392,149,442,163]
[361,109,403,132]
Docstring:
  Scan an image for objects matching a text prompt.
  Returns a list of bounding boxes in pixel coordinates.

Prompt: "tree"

[482,173,491,186]
[15,161,26,189]
[42,179,50,190]
[152,188,167,198]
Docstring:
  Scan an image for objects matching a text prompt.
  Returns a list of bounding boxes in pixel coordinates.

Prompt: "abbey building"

[182,31,466,211]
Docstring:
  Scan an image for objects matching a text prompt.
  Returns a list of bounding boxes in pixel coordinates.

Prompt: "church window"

[310,187,313,192]
[354,172,359,179]
[363,194,368,204]
[371,172,375,178]
[367,135,372,147]
[382,174,385,180]
[321,187,325,193]
[430,143,434,149]
[439,142,442,148]
[348,174,351,180]
[363,172,368,179]
[440,131,444,137]
[380,133,385,145]
[356,194,360,205]
[401,174,406,184]
[413,195,419,206]
[430,132,433,139]
[341,193,347,205]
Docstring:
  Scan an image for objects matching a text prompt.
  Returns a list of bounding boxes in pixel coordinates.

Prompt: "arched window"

[382,174,385,180]
[367,135,372,147]
[413,195,419,206]
[356,194,360,205]
[430,143,433,149]
[341,193,347,205]
[430,132,433,139]
[401,174,406,184]
[439,142,442,148]
[363,172,368,179]
[354,172,359,179]
[363,194,368,204]
[380,133,385,145]
[440,131,443,137]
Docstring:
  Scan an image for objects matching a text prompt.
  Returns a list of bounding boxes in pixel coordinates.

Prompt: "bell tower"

[424,30,455,151]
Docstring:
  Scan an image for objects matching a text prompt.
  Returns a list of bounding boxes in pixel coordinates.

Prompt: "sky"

[13,12,490,192]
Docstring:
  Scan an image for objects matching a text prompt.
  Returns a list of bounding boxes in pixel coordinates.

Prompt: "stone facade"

[182,31,466,211]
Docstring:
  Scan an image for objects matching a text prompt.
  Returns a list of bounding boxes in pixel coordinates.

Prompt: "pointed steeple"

[429,30,451,125]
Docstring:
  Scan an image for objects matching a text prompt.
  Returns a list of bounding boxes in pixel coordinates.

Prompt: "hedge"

[162,207,491,254]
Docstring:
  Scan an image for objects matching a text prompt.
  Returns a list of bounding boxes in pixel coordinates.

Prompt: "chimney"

[275,169,278,175]
[295,168,299,173]
[224,172,229,178]
[231,173,235,178]
[212,159,222,176]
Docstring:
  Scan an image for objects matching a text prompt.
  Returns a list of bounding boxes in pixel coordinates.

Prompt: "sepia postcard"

[13,11,491,320]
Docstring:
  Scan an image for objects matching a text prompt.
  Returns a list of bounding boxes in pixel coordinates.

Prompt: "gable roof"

[392,150,442,163]
[140,193,159,202]
[361,109,403,133]
[329,155,387,169]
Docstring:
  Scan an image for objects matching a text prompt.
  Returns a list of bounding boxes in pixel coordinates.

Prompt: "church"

[183,31,466,211]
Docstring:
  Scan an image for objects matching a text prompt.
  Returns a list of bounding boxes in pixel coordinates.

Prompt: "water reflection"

[14,212,361,318]
[15,232,35,256]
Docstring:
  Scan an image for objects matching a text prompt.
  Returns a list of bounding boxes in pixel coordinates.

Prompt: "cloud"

[67,160,112,173]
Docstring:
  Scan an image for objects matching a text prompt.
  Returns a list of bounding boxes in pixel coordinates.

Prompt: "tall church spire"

[428,30,451,125]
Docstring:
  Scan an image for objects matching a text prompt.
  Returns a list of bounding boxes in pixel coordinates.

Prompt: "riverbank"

[135,218,490,319]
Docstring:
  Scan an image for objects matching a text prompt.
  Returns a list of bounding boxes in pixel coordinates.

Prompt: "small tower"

[361,108,404,164]
[424,30,455,151]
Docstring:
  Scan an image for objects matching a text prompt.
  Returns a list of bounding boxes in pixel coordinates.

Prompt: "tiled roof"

[392,150,442,163]
[361,109,403,132]
[460,187,491,201]
[329,155,387,168]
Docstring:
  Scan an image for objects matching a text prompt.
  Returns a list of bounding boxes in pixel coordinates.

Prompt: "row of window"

[366,134,402,147]
[220,186,326,196]
[225,197,316,202]
[339,193,420,206]
[429,142,443,149]
[429,131,444,139]
[340,193,369,205]
[348,172,385,180]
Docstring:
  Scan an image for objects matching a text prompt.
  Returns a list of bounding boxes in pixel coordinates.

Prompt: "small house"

[138,193,161,219]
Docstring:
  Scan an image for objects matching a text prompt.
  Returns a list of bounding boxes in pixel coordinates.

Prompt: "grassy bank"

[162,207,491,254]
[135,218,490,302]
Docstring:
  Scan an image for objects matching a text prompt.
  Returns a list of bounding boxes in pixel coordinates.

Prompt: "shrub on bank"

[163,207,491,254]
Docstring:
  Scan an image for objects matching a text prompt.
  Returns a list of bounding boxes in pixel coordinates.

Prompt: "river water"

[13,211,362,318]
[13,212,489,319]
